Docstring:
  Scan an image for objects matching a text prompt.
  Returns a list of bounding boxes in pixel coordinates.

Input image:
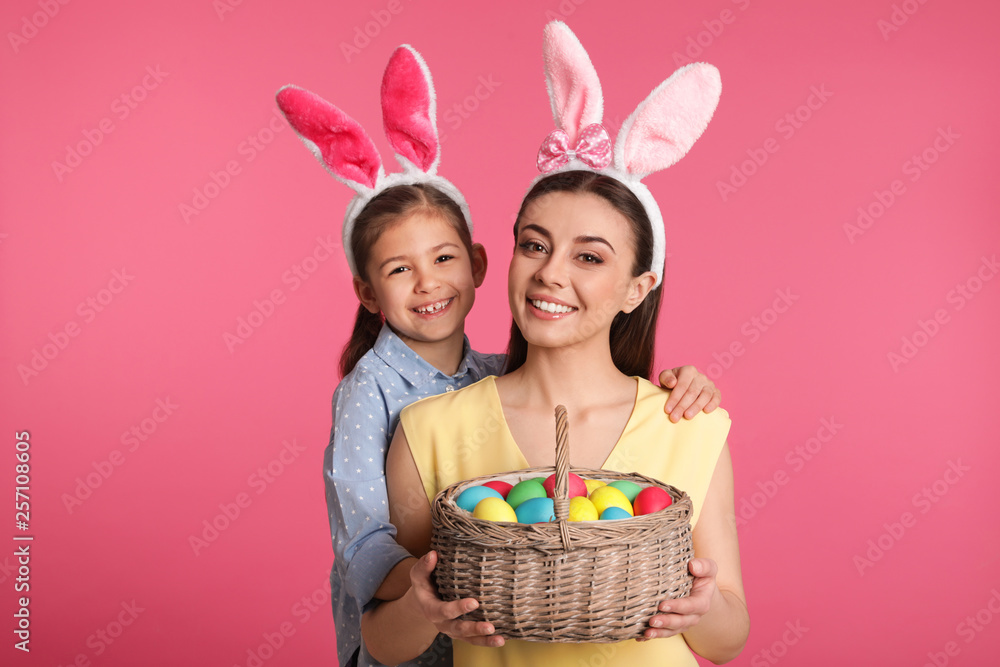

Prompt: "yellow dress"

[399,375,731,667]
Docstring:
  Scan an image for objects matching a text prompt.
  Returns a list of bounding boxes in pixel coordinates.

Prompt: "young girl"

[360,23,747,667]
[278,44,722,667]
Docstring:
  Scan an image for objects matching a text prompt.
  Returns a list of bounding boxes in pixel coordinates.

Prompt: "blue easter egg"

[456,485,504,512]
[599,506,632,521]
[515,497,556,524]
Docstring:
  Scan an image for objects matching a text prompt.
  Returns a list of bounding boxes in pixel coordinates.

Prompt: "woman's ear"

[353,276,381,314]
[471,242,488,288]
[622,271,657,313]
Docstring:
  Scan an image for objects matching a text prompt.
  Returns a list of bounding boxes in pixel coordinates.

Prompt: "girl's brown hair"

[339,183,472,378]
[503,170,663,379]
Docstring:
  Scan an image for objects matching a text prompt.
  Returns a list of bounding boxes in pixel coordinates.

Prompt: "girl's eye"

[388,266,409,276]
[518,240,546,254]
[435,255,454,263]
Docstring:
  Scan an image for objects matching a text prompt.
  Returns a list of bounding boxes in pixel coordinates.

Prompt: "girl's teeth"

[416,299,450,314]
[531,299,575,314]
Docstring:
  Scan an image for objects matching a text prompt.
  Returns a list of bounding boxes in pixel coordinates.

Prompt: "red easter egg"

[542,472,588,499]
[482,480,514,499]
[633,487,672,515]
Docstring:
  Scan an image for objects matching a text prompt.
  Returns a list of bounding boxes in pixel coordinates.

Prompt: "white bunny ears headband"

[533,22,722,287]
[275,45,471,276]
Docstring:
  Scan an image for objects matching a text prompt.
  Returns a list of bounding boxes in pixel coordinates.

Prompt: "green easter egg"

[607,480,642,503]
[506,479,547,510]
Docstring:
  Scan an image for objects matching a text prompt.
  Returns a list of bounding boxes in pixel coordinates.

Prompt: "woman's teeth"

[531,299,576,314]
[414,299,451,314]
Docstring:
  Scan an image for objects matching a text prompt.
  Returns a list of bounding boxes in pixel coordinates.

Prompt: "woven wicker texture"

[431,405,694,643]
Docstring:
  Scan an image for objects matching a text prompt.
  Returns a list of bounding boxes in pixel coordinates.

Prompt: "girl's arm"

[361,426,499,665]
[644,443,750,663]
[326,378,412,604]
[658,365,723,422]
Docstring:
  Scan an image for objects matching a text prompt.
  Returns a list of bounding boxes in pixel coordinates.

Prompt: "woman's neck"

[505,339,634,410]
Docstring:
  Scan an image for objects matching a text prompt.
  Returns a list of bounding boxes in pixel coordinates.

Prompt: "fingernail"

[650,619,662,628]
[661,604,671,612]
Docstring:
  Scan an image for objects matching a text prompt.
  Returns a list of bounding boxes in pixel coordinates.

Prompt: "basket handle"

[554,405,572,551]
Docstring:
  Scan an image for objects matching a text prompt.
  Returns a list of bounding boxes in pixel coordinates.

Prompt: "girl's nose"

[414,268,441,293]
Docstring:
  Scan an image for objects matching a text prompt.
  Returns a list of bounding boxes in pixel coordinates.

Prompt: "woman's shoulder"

[401,375,497,419]
[634,376,731,426]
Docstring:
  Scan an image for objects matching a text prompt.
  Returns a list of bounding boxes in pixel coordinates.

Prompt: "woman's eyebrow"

[519,223,551,238]
[521,224,615,253]
[575,235,615,253]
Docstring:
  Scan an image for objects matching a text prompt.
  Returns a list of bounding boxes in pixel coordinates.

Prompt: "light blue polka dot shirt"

[324,324,504,667]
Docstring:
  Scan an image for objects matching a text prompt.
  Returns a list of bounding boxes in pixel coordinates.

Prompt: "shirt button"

[445,386,455,392]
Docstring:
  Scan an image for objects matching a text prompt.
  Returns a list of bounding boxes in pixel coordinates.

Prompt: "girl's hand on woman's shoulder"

[641,557,718,641]
[406,550,506,648]
[659,366,722,422]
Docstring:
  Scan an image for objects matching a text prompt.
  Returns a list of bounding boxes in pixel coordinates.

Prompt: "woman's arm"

[372,556,418,601]
[644,443,750,663]
[361,426,499,665]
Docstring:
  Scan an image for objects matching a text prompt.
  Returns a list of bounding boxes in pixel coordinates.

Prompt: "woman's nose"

[534,255,568,288]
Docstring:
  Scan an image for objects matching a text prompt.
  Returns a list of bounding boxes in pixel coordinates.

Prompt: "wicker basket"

[430,405,694,643]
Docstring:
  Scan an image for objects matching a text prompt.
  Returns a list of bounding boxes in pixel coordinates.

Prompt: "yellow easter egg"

[589,486,634,516]
[568,496,599,522]
[584,479,607,496]
[473,497,517,522]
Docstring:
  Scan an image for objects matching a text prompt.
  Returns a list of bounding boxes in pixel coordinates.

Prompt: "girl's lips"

[411,297,454,318]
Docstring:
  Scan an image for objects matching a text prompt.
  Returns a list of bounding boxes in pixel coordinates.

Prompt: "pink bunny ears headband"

[276,45,471,276]
[533,22,722,288]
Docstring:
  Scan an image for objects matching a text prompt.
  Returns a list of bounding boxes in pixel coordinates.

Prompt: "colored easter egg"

[633,486,673,515]
[482,480,514,499]
[568,496,599,522]
[600,506,633,520]
[473,497,518,522]
[584,479,607,496]
[515,497,556,524]
[456,485,503,513]
[542,472,588,499]
[589,486,634,516]
[506,479,547,510]
[607,480,642,503]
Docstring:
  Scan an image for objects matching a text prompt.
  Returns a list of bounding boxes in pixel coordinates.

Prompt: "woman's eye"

[518,240,546,253]
[579,253,603,264]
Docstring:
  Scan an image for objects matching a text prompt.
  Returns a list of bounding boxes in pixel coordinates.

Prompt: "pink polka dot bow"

[536,123,612,173]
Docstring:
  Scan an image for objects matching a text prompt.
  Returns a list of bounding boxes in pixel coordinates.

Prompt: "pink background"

[2,0,999,665]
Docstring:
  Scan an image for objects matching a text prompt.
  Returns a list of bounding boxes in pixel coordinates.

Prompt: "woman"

[363,21,748,665]
[361,170,750,666]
